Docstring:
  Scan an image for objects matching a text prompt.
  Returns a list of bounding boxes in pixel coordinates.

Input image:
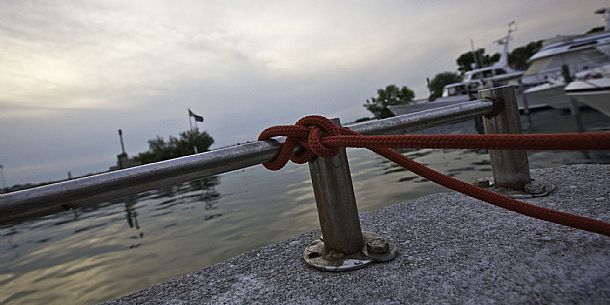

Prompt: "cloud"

[0,1,462,115]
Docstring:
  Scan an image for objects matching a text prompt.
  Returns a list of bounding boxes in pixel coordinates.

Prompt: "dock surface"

[105,164,610,305]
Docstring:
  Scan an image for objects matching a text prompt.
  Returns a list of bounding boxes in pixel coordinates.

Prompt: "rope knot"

[258,115,344,170]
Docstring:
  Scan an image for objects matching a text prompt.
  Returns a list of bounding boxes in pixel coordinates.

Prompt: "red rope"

[259,115,610,237]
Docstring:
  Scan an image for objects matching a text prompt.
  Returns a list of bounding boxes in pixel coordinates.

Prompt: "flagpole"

[188,109,198,154]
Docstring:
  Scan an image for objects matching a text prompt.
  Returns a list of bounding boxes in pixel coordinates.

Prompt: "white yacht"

[436,82,477,104]
[435,22,523,104]
[564,63,610,117]
[523,9,610,110]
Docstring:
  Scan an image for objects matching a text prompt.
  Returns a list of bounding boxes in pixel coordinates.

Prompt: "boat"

[390,23,527,117]
[433,22,524,105]
[564,63,610,117]
[523,8,610,110]
[522,78,573,109]
[436,82,477,104]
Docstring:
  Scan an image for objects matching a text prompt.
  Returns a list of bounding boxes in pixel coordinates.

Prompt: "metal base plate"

[303,232,397,272]
[475,178,555,199]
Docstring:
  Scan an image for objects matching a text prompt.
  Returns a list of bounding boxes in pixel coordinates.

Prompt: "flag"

[188,109,204,122]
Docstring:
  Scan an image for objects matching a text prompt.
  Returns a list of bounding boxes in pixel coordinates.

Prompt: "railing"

[0,86,528,271]
[0,99,495,224]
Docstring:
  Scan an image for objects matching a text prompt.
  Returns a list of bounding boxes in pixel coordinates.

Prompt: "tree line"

[136,129,214,164]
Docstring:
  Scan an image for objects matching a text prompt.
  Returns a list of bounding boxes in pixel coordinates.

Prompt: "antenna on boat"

[493,21,517,68]
[470,39,483,69]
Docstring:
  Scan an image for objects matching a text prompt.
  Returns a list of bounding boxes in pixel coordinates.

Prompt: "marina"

[2,3,610,305]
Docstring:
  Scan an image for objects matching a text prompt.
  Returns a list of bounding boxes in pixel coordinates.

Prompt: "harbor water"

[1,108,609,305]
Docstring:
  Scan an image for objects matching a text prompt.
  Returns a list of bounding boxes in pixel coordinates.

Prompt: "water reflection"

[0,175,222,305]
[124,196,142,249]
[125,196,139,230]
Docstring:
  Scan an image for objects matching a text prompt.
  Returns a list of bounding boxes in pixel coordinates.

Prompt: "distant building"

[109,129,142,171]
[109,153,141,171]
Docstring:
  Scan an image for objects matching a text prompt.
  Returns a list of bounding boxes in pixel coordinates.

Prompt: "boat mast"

[494,21,516,68]
[470,39,482,69]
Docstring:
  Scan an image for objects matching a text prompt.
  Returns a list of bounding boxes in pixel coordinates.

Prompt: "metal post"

[562,65,585,132]
[568,97,586,132]
[303,118,396,271]
[308,118,364,254]
[118,129,126,155]
[518,85,532,129]
[479,85,532,190]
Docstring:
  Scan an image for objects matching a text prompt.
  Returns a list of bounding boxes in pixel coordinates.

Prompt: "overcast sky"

[0,0,607,185]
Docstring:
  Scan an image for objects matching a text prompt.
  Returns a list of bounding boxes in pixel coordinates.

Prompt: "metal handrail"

[0,99,494,224]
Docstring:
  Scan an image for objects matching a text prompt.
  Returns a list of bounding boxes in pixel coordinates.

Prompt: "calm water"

[1,108,609,305]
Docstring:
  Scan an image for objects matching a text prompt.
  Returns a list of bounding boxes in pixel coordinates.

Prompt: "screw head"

[366,238,390,254]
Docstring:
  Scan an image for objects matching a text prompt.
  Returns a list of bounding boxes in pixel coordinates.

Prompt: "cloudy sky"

[0,0,606,185]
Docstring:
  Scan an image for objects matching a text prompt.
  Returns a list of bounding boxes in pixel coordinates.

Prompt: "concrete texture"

[105,164,610,305]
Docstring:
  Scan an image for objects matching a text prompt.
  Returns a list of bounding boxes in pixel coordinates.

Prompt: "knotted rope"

[259,115,610,236]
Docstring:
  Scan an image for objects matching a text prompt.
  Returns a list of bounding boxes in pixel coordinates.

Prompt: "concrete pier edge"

[105,164,610,305]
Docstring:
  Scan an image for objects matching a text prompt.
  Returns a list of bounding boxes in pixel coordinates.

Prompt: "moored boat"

[565,64,610,117]
[523,8,610,110]
[523,79,573,110]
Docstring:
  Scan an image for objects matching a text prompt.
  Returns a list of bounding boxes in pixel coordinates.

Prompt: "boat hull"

[565,79,610,117]
[524,83,572,110]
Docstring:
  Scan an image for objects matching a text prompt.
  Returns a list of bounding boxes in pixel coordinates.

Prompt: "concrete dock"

[105,164,610,305]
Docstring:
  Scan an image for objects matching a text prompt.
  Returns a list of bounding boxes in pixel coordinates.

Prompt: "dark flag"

[188,109,204,122]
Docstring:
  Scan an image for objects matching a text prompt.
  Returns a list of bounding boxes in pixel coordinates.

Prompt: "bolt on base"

[303,231,397,272]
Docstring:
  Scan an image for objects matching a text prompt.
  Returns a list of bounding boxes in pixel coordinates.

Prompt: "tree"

[137,129,214,164]
[508,40,543,70]
[456,48,500,72]
[427,72,462,101]
[363,85,415,119]
[143,136,172,162]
